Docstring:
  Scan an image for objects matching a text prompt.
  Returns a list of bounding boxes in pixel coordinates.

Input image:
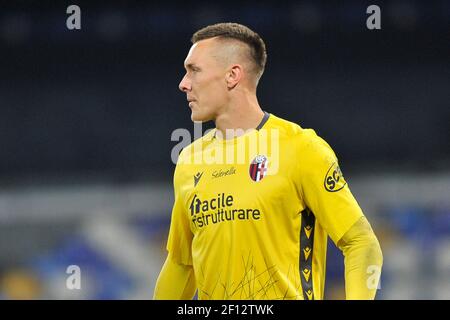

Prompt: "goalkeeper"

[154,22,382,300]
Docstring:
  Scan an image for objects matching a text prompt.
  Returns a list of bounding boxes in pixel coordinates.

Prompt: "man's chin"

[190,112,209,123]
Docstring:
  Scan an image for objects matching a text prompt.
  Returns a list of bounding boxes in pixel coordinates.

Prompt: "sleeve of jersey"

[295,130,364,244]
[166,161,194,266]
[337,216,383,300]
[153,255,197,300]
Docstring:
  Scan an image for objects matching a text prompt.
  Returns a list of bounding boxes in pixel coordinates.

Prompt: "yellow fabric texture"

[337,216,383,300]
[153,255,196,300]
[156,113,380,300]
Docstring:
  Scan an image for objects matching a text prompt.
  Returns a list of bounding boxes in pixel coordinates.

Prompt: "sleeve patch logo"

[324,162,347,192]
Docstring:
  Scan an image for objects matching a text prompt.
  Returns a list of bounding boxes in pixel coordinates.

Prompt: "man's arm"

[154,154,196,300]
[337,216,383,300]
[294,129,382,299]
[153,255,197,300]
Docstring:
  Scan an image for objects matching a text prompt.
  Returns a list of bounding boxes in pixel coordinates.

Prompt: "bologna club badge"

[249,155,268,182]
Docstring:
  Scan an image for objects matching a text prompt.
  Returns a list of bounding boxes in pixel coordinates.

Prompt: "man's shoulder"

[269,114,338,176]
[267,113,319,142]
[268,113,335,158]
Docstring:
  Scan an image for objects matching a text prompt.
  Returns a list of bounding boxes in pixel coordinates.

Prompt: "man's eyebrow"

[185,63,199,70]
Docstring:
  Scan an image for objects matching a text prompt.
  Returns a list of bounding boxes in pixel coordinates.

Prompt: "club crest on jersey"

[249,155,268,182]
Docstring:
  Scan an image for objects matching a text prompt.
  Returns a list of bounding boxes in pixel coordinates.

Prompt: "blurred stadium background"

[0,0,449,299]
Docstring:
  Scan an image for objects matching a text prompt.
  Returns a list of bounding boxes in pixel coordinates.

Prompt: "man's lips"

[187,98,196,107]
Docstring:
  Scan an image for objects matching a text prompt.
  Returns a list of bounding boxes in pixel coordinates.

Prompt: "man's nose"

[179,74,191,92]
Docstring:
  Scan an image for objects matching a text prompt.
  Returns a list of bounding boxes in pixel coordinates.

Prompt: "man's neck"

[214,94,265,139]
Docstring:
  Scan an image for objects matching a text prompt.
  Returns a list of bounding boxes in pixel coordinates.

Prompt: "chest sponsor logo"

[189,193,261,229]
[324,162,347,192]
[249,155,268,182]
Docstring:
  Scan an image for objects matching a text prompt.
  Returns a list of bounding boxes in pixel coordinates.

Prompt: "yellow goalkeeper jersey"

[166,112,364,300]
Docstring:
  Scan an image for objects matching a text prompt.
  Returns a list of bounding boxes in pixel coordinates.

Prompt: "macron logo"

[194,172,203,187]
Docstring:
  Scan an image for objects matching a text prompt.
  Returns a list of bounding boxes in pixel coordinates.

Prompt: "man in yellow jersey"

[154,23,383,300]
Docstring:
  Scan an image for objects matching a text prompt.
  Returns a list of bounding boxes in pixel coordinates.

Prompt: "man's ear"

[226,64,243,89]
